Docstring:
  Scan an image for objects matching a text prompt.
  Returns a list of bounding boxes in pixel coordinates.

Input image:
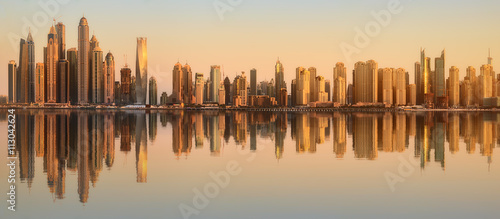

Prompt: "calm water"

[1,110,499,219]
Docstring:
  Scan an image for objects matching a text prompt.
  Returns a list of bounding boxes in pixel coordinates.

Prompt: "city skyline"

[1,0,500,97]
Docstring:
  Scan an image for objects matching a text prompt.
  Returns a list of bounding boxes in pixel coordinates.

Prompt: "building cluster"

[152,49,499,109]
[6,17,499,108]
[414,49,500,108]
[8,17,148,106]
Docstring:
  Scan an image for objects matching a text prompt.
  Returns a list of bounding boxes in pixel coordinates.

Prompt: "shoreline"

[0,105,499,113]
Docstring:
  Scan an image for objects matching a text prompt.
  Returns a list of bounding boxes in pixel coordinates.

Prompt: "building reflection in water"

[4,109,498,204]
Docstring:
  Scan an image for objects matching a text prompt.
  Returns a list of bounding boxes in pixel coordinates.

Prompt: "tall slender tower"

[27,31,35,103]
[250,68,257,95]
[35,63,45,103]
[135,37,148,105]
[17,30,35,104]
[56,22,65,60]
[78,17,90,104]
[91,46,103,103]
[414,62,422,104]
[8,60,16,103]
[275,59,285,104]
[434,50,446,102]
[183,63,193,104]
[104,52,115,104]
[67,48,78,104]
[210,65,221,102]
[58,60,69,103]
[172,62,183,103]
[46,26,59,103]
[308,67,317,102]
[149,77,157,105]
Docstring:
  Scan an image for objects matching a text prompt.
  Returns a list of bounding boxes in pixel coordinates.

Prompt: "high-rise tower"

[135,37,148,105]
[91,46,103,103]
[210,65,221,102]
[104,52,115,104]
[250,68,257,95]
[149,77,157,105]
[8,60,16,103]
[55,22,65,60]
[183,64,193,104]
[46,26,59,103]
[275,59,285,105]
[78,17,90,104]
[172,62,183,103]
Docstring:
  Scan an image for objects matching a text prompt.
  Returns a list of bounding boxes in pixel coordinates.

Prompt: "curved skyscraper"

[78,17,90,104]
[135,37,147,105]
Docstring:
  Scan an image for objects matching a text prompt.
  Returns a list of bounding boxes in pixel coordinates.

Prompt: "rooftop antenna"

[222,65,225,79]
[124,54,128,68]
[488,48,493,65]
[53,16,62,24]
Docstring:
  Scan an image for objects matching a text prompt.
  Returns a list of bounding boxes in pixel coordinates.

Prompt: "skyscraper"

[172,62,183,103]
[315,76,328,102]
[478,64,493,105]
[378,68,393,104]
[46,26,59,103]
[55,22,65,60]
[58,60,69,103]
[183,64,193,104]
[8,60,16,103]
[296,67,310,105]
[27,31,35,103]
[354,60,378,103]
[275,59,285,105]
[135,37,148,105]
[420,49,432,105]
[334,77,345,105]
[35,63,44,104]
[104,52,115,104]
[67,48,78,105]
[434,50,446,104]
[308,67,317,102]
[120,65,132,105]
[414,62,422,104]
[394,68,406,106]
[333,62,346,104]
[78,17,90,104]
[91,46,103,103]
[325,80,331,101]
[149,77,157,105]
[224,77,231,105]
[195,73,204,105]
[17,30,35,104]
[449,66,460,107]
[233,72,248,106]
[250,68,257,95]
[210,65,221,103]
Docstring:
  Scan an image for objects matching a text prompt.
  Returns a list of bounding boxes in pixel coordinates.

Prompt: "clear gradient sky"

[1,0,499,96]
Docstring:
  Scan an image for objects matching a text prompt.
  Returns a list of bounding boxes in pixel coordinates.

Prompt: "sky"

[0,0,499,95]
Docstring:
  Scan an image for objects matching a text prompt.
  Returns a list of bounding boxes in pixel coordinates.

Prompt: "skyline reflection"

[3,110,499,203]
